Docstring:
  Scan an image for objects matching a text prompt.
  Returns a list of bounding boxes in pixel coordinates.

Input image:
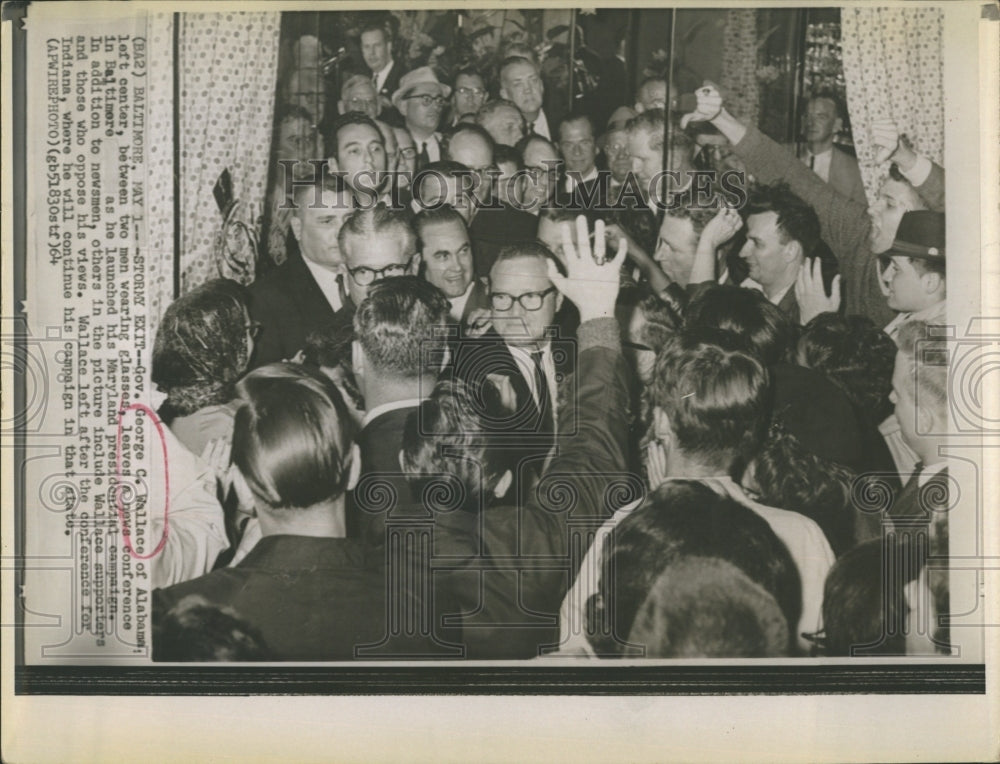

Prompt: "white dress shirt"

[301,257,344,313]
[372,59,395,94]
[448,280,475,322]
[802,148,833,183]
[361,397,426,429]
[739,276,794,308]
[507,341,557,427]
[530,110,551,140]
[556,475,835,657]
[410,132,441,163]
[563,166,599,193]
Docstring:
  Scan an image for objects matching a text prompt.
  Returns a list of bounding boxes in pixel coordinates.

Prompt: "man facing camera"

[413,205,489,324]
[250,178,355,367]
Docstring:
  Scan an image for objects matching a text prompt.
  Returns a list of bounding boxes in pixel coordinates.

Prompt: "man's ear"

[555,292,564,313]
[410,252,422,275]
[499,85,510,101]
[784,238,804,264]
[652,405,672,446]
[346,442,363,492]
[493,469,513,500]
[337,100,347,116]
[634,101,645,114]
[833,116,844,136]
[397,448,408,473]
[289,213,302,242]
[351,340,365,382]
[922,270,944,297]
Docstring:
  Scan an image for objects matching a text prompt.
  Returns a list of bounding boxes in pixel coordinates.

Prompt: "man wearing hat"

[392,66,450,170]
[880,210,946,341]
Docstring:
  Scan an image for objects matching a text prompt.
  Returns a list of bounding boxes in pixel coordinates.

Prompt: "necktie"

[336,272,348,309]
[417,141,430,170]
[530,349,553,434]
[809,154,816,170]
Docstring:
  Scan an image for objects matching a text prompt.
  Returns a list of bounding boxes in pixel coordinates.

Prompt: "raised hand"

[546,215,628,321]
[699,206,743,251]
[680,81,724,129]
[794,258,841,325]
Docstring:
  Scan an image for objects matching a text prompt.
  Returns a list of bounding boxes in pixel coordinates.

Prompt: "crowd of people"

[149,22,951,661]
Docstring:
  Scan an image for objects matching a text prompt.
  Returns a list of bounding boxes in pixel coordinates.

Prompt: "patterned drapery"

[840,7,944,204]
[145,11,281,336]
[720,9,760,126]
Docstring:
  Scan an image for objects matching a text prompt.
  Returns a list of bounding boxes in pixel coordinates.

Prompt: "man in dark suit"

[249,178,355,367]
[797,93,867,208]
[360,20,404,127]
[553,111,608,212]
[350,276,451,544]
[499,56,553,140]
[413,205,489,325]
[451,243,577,490]
[401,222,632,657]
[152,363,427,660]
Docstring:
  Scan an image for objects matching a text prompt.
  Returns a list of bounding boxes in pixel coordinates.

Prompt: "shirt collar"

[301,257,344,313]
[362,398,425,428]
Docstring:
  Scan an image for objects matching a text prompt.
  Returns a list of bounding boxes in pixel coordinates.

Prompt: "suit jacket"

[469,204,538,277]
[153,535,404,660]
[433,318,632,658]
[248,248,354,368]
[828,146,868,208]
[889,466,950,526]
[351,404,420,545]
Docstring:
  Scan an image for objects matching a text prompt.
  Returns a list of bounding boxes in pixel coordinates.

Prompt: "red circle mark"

[116,395,169,558]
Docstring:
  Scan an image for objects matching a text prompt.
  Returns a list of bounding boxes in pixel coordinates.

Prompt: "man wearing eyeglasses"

[392,66,450,170]
[337,74,380,121]
[449,68,488,128]
[338,204,419,307]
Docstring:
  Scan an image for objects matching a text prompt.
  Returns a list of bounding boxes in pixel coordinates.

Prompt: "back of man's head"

[338,203,416,266]
[589,480,799,656]
[353,275,450,378]
[744,182,821,258]
[651,331,771,472]
[626,556,790,658]
[232,362,356,510]
[684,284,794,367]
[626,109,665,152]
[895,319,948,423]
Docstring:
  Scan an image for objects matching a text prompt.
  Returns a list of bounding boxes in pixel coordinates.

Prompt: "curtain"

[840,7,944,204]
[720,10,760,126]
[145,11,281,338]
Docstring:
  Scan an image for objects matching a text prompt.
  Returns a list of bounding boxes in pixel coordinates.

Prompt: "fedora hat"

[391,67,451,111]
[886,210,945,261]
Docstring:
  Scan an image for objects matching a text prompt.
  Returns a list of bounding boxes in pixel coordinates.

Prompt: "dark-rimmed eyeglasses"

[490,286,557,312]
[402,94,446,108]
[622,340,653,353]
[347,255,414,286]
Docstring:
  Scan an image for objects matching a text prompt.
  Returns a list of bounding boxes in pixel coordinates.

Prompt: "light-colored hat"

[391,67,451,111]
[607,106,638,132]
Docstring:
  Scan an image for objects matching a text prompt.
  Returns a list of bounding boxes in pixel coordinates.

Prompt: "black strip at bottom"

[15,663,985,695]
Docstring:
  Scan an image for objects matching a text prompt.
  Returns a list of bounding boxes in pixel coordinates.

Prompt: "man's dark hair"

[650,331,771,474]
[359,18,392,42]
[821,539,912,656]
[441,122,497,161]
[322,111,384,161]
[684,284,794,368]
[753,419,856,556]
[744,182,822,258]
[538,205,578,225]
[514,133,559,162]
[453,65,485,86]
[492,241,559,276]
[413,205,469,248]
[798,313,897,423]
[626,557,790,658]
[412,160,475,204]
[153,596,273,661]
[494,143,524,170]
[588,480,801,656]
[667,191,726,237]
[557,110,597,140]
[400,378,519,513]
[353,275,450,378]
[626,109,666,152]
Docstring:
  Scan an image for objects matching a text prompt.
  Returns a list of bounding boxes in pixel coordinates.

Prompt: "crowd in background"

[149,17,951,661]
